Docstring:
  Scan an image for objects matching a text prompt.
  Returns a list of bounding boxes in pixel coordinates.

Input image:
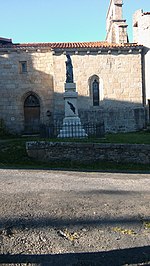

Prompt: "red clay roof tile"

[0,41,141,49]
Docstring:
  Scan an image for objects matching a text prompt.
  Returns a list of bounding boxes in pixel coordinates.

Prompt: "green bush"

[0,119,11,137]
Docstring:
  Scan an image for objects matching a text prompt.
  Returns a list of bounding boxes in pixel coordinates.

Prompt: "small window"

[93,79,99,106]
[19,61,27,73]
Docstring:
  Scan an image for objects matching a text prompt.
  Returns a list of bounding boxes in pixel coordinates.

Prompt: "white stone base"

[58,82,88,138]
[57,117,87,138]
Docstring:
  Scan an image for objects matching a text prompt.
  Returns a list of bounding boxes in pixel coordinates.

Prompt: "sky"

[0,0,150,44]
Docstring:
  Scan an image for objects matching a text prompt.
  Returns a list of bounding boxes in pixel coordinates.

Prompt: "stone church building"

[0,0,150,134]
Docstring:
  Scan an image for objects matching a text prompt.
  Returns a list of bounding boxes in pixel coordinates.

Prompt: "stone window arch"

[24,94,40,107]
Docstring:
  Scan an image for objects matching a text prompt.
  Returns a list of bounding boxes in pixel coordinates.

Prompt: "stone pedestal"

[58,83,87,138]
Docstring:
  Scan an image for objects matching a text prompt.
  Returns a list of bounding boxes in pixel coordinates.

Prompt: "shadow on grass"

[0,246,150,265]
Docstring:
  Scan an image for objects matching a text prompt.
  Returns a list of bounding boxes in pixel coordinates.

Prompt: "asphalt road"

[0,169,150,265]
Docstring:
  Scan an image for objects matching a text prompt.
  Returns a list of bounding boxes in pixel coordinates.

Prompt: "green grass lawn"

[105,131,150,144]
[0,131,150,171]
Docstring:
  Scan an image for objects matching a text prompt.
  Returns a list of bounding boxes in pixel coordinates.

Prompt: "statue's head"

[66,54,70,59]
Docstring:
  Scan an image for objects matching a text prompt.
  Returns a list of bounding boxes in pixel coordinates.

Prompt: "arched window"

[24,94,40,107]
[89,75,103,107]
[92,79,99,106]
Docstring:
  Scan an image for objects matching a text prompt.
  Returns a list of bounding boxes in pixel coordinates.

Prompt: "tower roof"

[0,37,12,44]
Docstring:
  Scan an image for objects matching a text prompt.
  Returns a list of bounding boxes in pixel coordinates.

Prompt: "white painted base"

[57,117,87,138]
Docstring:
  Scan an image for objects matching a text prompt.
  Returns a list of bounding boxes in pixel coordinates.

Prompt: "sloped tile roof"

[0,41,141,49]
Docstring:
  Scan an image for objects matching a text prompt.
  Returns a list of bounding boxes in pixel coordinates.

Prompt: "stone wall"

[54,52,143,105]
[53,50,144,132]
[26,141,150,165]
[133,10,150,120]
[0,50,54,133]
[79,107,145,133]
[0,46,145,134]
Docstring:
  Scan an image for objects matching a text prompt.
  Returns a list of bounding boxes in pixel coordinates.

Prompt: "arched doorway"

[24,94,40,134]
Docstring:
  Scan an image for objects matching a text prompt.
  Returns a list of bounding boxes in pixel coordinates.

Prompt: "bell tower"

[106,0,128,44]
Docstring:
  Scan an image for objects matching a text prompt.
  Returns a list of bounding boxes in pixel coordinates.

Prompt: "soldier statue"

[65,54,74,83]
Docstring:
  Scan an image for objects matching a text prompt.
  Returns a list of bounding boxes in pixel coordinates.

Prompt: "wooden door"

[24,94,40,133]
